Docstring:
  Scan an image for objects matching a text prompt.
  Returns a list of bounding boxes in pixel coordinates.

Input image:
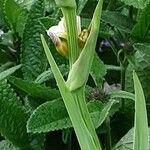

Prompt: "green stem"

[105,117,112,150]
[120,64,126,111]
[72,87,101,149]
[61,8,79,68]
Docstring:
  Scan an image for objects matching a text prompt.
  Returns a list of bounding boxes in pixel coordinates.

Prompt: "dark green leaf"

[0,80,30,148]
[132,3,150,42]
[4,0,28,37]
[101,11,133,33]
[125,43,150,100]
[90,53,107,88]
[121,0,150,9]
[21,0,47,81]
[77,0,88,14]
[9,76,61,100]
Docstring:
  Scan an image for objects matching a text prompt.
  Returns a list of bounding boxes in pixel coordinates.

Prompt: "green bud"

[54,0,76,8]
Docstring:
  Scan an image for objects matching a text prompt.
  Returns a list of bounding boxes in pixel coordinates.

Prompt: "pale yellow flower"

[47,16,89,57]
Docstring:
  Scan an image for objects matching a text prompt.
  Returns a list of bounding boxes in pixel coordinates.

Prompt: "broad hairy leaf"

[9,76,60,100]
[0,80,30,148]
[4,0,28,37]
[27,99,71,133]
[21,0,47,81]
[27,99,115,133]
[133,71,149,150]
[132,3,150,42]
[113,128,150,150]
[0,65,21,81]
[121,0,150,9]
[90,53,107,88]
[101,11,133,33]
[125,43,150,100]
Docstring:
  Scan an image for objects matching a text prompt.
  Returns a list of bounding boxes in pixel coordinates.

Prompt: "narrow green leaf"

[132,3,150,41]
[9,76,60,100]
[0,65,21,81]
[133,71,149,150]
[109,90,135,101]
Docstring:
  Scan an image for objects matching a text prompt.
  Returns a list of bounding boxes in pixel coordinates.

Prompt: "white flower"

[47,16,89,57]
[47,16,81,57]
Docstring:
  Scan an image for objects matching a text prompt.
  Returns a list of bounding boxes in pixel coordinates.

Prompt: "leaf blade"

[133,71,149,150]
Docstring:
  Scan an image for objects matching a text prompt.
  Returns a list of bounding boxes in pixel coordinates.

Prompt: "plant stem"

[105,117,112,150]
[61,8,79,68]
[72,87,101,149]
[120,64,126,111]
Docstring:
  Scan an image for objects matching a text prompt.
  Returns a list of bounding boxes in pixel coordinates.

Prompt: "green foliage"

[0,140,17,150]
[35,64,68,84]
[133,71,149,150]
[125,43,150,100]
[113,128,150,150]
[27,99,115,133]
[0,80,30,149]
[90,53,107,88]
[27,99,71,133]
[15,0,35,10]
[109,90,135,101]
[132,3,150,42]
[21,0,47,81]
[121,0,150,9]
[0,65,21,81]
[9,76,60,100]
[4,0,28,37]
[101,11,133,33]
[77,0,88,14]
[0,0,150,149]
